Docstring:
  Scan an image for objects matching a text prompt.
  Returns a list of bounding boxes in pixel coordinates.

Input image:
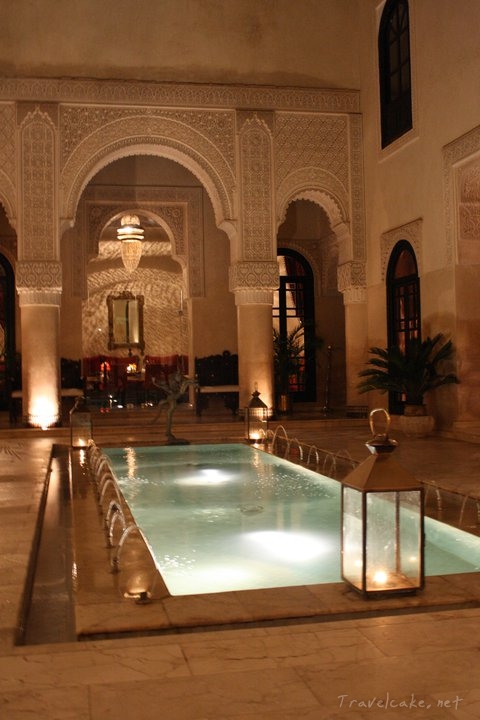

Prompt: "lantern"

[70,396,93,448]
[341,409,425,597]
[244,386,269,443]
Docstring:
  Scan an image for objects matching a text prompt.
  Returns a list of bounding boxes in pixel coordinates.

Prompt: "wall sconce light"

[117,214,144,272]
[341,409,425,597]
[245,385,269,443]
[70,396,93,448]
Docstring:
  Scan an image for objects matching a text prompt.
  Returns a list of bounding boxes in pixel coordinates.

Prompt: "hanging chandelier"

[117,214,144,272]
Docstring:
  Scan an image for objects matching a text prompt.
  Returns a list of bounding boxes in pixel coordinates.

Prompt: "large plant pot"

[399,405,435,437]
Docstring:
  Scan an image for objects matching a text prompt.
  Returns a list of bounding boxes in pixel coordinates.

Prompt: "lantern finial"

[366,408,398,454]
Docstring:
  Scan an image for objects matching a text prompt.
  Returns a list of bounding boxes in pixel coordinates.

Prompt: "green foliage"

[357,334,459,406]
[273,322,323,394]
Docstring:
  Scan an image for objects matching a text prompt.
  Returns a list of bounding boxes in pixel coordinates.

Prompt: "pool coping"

[71,446,480,641]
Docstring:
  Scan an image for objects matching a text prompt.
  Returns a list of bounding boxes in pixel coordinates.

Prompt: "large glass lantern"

[244,386,269,443]
[70,396,93,448]
[341,409,425,597]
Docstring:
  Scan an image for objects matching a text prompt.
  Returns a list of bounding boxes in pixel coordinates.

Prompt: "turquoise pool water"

[104,443,480,596]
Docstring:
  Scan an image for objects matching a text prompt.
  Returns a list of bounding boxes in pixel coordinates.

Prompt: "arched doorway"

[386,239,421,413]
[273,249,316,403]
[0,254,16,410]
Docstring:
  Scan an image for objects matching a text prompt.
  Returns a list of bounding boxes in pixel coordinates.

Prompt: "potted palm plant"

[273,323,305,414]
[357,334,459,436]
[273,322,323,414]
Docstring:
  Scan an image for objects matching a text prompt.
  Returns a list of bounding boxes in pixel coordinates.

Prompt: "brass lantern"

[244,386,269,443]
[341,409,425,597]
[70,396,93,448]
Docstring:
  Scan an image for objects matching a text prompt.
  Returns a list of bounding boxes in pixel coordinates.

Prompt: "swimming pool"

[104,443,480,596]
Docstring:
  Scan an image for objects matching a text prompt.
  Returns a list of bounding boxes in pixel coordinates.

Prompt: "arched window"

[273,249,316,402]
[0,254,16,410]
[387,240,420,412]
[378,0,412,148]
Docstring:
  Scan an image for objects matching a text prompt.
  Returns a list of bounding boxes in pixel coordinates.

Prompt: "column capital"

[229,260,278,305]
[16,260,62,305]
[337,261,366,304]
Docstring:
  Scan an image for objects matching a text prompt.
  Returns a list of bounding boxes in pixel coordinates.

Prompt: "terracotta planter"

[399,405,435,437]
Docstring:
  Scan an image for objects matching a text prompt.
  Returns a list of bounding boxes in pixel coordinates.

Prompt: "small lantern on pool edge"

[245,386,269,443]
[341,408,425,597]
[70,396,93,448]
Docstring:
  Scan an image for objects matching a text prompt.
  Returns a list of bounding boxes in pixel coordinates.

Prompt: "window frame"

[378,0,413,148]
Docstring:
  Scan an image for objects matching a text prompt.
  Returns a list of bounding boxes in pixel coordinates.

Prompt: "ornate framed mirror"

[107,292,145,351]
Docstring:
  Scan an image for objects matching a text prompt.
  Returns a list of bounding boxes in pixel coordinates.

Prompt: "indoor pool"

[104,443,480,596]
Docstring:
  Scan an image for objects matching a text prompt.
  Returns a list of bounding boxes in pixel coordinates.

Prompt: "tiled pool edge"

[71,448,480,641]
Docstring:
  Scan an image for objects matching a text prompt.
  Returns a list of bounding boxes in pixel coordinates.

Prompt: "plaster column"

[230,263,279,414]
[18,293,61,427]
[338,262,369,410]
[236,298,275,413]
[17,269,63,427]
[16,104,62,427]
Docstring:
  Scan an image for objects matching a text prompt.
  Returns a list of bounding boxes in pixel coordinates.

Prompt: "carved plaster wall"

[60,107,236,231]
[0,79,362,287]
[275,112,365,299]
[0,104,16,220]
[74,185,203,300]
[19,105,58,263]
[443,124,480,266]
[456,159,480,265]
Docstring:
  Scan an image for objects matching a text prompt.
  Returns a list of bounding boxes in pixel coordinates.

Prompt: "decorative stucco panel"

[19,108,57,260]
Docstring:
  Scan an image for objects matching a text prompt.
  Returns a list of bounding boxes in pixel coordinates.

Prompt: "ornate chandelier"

[117,214,144,272]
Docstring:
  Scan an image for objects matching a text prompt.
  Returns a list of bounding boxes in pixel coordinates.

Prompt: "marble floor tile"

[89,668,321,720]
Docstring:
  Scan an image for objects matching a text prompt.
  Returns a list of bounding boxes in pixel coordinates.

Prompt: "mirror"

[107,292,145,351]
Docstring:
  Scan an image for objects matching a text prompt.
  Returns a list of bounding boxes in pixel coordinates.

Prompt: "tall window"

[387,240,420,412]
[379,0,412,148]
[272,250,316,402]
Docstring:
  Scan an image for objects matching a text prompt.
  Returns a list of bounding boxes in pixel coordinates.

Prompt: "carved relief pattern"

[0,103,16,216]
[20,110,56,259]
[0,78,360,114]
[455,162,480,263]
[240,120,273,260]
[275,113,349,188]
[229,261,279,292]
[276,174,348,227]
[60,108,235,222]
[459,203,480,239]
[60,106,235,171]
[337,261,366,304]
[16,260,62,291]
[380,219,423,281]
[348,114,366,262]
[460,163,480,201]
[443,124,480,265]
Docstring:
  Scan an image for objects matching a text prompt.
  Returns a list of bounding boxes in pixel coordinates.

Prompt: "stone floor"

[1,408,480,719]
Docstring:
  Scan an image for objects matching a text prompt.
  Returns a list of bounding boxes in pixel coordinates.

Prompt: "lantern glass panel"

[342,486,364,588]
[245,407,268,442]
[70,403,93,448]
[365,490,422,593]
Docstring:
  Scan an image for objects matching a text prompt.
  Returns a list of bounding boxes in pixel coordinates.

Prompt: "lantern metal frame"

[244,387,269,443]
[340,409,425,598]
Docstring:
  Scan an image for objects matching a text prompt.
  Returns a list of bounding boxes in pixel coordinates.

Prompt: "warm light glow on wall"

[29,397,59,429]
